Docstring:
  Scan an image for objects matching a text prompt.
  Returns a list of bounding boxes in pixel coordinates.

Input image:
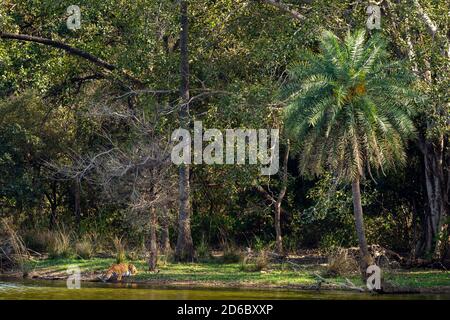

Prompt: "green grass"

[29,257,115,273]
[336,269,450,289]
[383,269,450,288]
[27,258,450,289]
[134,263,316,286]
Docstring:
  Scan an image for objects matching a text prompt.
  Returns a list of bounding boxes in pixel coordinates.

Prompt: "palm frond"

[283,29,417,182]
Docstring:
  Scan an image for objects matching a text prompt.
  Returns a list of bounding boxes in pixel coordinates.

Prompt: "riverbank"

[3,257,449,294]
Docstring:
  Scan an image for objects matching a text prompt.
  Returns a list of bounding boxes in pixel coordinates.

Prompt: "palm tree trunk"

[175,0,194,262]
[351,177,371,277]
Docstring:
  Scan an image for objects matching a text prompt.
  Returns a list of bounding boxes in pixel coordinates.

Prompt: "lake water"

[0,278,449,300]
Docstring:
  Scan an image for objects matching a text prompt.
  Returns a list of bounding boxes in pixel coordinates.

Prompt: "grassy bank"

[19,257,450,293]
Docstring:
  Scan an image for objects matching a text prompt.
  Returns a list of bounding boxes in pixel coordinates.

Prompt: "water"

[0,278,449,300]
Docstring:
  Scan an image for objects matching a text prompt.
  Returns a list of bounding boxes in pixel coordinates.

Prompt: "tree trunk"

[175,164,194,261]
[160,208,171,254]
[274,139,290,254]
[405,0,450,260]
[351,178,372,278]
[421,134,449,259]
[175,0,194,262]
[47,182,58,230]
[274,202,283,254]
[49,205,57,230]
[74,179,81,234]
[148,207,158,271]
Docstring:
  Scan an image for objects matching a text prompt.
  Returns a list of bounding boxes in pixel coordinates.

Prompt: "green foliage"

[0,0,446,260]
[0,123,40,207]
[304,173,361,248]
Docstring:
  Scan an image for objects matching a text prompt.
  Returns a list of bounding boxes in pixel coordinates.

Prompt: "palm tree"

[283,30,417,275]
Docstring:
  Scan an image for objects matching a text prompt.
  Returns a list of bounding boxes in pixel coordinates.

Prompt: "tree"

[159,206,172,255]
[283,30,417,275]
[256,139,290,254]
[382,0,449,259]
[174,0,194,262]
[274,139,290,254]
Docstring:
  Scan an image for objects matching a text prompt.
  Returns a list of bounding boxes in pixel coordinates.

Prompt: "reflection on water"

[0,278,449,300]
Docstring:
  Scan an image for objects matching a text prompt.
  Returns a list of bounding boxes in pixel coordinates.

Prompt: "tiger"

[100,263,138,282]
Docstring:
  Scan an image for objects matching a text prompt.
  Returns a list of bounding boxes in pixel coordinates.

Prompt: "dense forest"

[0,0,448,279]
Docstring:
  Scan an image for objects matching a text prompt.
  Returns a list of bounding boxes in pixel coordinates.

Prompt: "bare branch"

[258,0,305,21]
[411,0,449,61]
[411,0,438,36]
[255,184,290,216]
[0,32,144,85]
[0,32,115,70]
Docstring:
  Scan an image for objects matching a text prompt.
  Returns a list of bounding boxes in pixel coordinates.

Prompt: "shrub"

[325,247,359,276]
[196,237,212,262]
[86,232,103,253]
[160,248,174,265]
[75,236,94,259]
[0,218,30,274]
[221,245,244,264]
[240,249,269,272]
[48,228,73,259]
[112,236,127,264]
[23,230,53,253]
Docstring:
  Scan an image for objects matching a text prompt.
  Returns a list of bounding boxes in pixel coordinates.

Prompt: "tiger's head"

[128,264,138,275]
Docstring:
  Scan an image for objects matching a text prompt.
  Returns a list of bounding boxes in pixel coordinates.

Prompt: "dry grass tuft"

[325,247,359,276]
[0,218,31,274]
[48,227,73,259]
[112,236,127,264]
[75,235,94,259]
[240,248,269,272]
